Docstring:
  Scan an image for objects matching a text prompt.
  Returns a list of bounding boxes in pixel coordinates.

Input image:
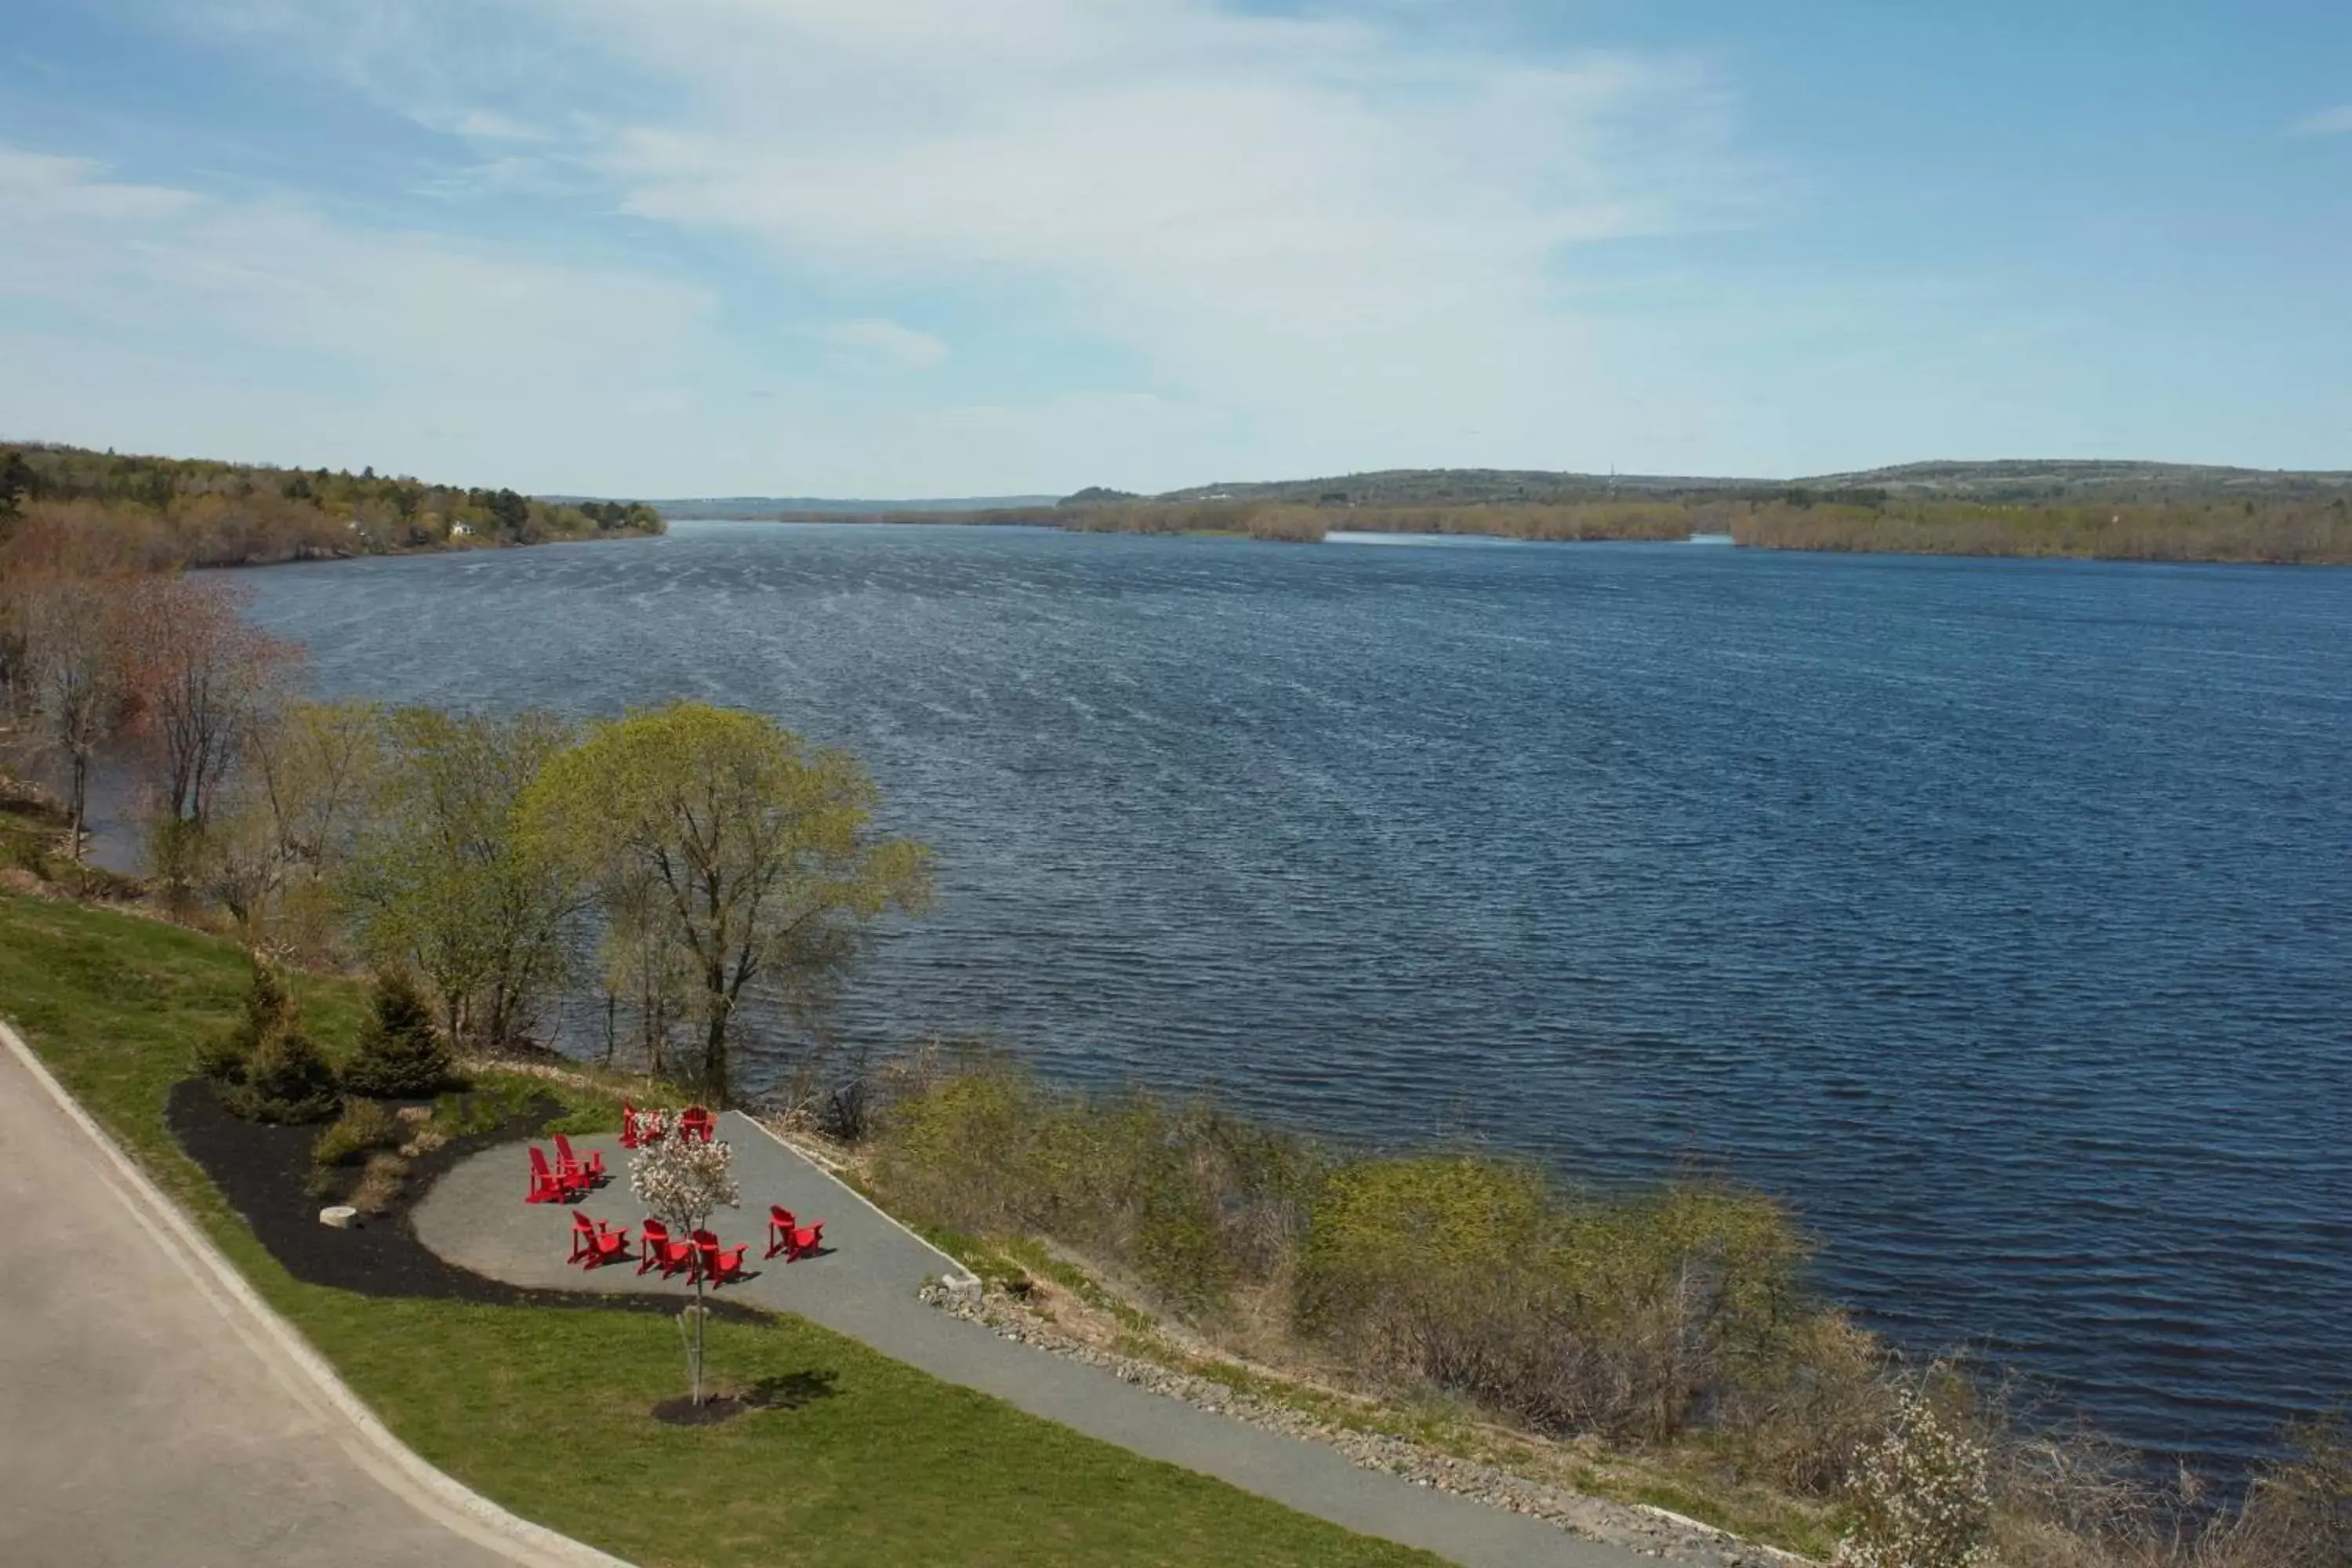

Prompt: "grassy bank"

[0,889,1439,1568]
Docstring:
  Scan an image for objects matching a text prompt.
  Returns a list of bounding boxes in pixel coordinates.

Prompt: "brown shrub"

[350,1151,409,1215]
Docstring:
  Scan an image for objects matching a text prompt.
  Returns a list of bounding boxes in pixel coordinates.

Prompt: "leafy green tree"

[343,707,582,1049]
[486,487,531,536]
[524,702,931,1104]
[342,968,457,1098]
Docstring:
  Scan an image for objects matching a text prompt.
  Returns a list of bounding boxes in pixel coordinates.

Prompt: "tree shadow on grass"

[651,1370,840,1428]
[744,1369,840,1410]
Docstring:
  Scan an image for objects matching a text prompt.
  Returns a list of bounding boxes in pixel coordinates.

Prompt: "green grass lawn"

[0,890,1440,1568]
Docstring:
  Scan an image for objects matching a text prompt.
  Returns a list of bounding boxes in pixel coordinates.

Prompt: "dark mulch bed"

[165,1077,763,1322]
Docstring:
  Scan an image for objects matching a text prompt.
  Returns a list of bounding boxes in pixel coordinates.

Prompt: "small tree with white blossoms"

[630,1127,740,1406]
[1837,1384,1995,1568]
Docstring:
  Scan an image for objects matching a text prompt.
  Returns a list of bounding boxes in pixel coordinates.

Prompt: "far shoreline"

[659,510,2352,569]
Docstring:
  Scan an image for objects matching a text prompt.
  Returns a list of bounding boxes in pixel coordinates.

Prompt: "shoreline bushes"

[1300,1156,1815,1443]
[859,1054,2352,1567]
[868,1054,1838,1446]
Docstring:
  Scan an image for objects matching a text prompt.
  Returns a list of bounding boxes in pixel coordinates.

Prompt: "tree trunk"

[691,1274,706,1405]
[702,1007,728,1108]
[67,749,89,864]
[702,962,730,1107]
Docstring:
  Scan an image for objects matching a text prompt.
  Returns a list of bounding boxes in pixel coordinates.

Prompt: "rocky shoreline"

[919,1279,1811,1567]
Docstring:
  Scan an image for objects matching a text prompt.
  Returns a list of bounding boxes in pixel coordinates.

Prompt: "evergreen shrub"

[341,969,456,1099]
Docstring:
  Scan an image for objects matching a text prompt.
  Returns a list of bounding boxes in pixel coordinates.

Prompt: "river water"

[242,521,2352,1470]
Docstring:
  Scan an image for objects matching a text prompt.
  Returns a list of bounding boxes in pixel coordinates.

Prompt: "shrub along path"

[416,1116,1657,1568]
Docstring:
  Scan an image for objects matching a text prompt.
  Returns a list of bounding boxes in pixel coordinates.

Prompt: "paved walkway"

[416,1112,1657,1568]
[0,1028,616,1568]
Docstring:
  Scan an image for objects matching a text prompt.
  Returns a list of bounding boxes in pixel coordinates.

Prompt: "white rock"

[318,1205,359,1229]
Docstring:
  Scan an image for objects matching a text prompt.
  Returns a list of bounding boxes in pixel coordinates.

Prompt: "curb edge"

[0,1017,634,1568]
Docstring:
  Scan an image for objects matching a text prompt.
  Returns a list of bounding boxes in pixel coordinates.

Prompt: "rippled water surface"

[248,523,2352,1468]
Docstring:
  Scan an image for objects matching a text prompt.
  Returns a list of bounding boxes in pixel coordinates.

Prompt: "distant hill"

[550,462,2352,521]
[1145,460,2350,509]
[1152,468,1759,506]
[1793,459,2352,502]
[1017,458,2343,563]
[549,494,1063,520]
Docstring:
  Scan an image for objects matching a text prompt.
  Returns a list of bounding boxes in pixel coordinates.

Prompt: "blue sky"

[3,1,2346,496]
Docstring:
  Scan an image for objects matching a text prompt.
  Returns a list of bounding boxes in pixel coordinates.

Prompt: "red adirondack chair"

[765,1206,797,1258]
[786,1220,826,1261]
[678,1105,715,1144]
[568,1211,631,1267]
[553,1133,604,1186]
[619,1103,642,1149]
[692,1229,750,1287]
[526,1145,583,1204]
[637,1218,698,1279]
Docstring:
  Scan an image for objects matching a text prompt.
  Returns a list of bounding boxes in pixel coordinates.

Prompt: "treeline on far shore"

[1730,495,2352,564]
[0,442,663,569]
[777,497,1695,544]
[784,490,2352,564]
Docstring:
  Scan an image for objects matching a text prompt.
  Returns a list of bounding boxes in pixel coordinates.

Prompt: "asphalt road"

[0,1031,587,1568]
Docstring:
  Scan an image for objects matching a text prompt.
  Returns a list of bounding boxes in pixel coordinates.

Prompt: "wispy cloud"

[578,1,1752,446]
[818,318,949,371]
[2292,104,2352,136]
[160,0,1764,477]
[0,140,742,488]
[0,144,709,372]
[442,107,546,141]
[0,146,199,223]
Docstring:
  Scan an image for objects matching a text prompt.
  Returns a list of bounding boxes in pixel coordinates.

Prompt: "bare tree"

[14,573,129,860]
[116,572,301,881]
[205,699,387,955]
